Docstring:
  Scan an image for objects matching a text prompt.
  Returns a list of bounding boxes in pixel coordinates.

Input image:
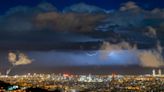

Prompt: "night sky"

[0,0,163,13]
[0,0,164,75]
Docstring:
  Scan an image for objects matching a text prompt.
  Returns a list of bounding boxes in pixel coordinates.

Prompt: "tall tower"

[152,69,156,76]
[158,69,162,76]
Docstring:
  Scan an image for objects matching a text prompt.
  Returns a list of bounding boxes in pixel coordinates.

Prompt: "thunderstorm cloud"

[0,1,163,75]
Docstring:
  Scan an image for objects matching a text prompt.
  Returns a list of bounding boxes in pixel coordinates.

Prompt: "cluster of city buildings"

[0,69,163,92]
[152,69,162,76]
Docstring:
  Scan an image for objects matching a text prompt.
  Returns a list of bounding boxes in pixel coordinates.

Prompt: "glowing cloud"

[100,41,164,67]
[120,1,140,11]
[138,50,164,67]
[100,41,137,59]
[8,52,17,64]
[7,52,32,75]
[144,26,157,38]
[13,53,32,66]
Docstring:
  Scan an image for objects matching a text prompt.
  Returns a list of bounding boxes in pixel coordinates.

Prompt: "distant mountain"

[63,3,108,14]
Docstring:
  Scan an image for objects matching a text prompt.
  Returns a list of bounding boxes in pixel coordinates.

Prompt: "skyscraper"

[152,69,156,76]
[158,69,162,76]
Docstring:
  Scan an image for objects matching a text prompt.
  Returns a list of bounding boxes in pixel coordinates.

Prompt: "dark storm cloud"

[0,2,57,32]
[0,1,164,74]
[0,1,163,33]
[98,3,164,31]
[98,1,164,68]
[0,2,106,33]
[97,1,163,30]
[100,41,164,68]
[0,2,106,51]
[35,12,106,32]
[0,1,163,50]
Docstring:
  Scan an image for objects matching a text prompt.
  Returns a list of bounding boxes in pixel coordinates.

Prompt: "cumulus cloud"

[100,41,164,67]
[100,41,137,51]
[7,52,32,75]
[0,6,36,32]
[120,1,140,11]
[0,2,163,66]
[8,52,17,63]
[100,41,137,59]
[37,2,57,12]
[8,52,32,66]
[97,1,164,32]
[0,2,58,32]
[35,12,106,32]
[63,3,107,13]
[0,1,163,34]
[0,2,107,33]
[144,26,157,38]
[14,53,32,65]
[138,50,164,67]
